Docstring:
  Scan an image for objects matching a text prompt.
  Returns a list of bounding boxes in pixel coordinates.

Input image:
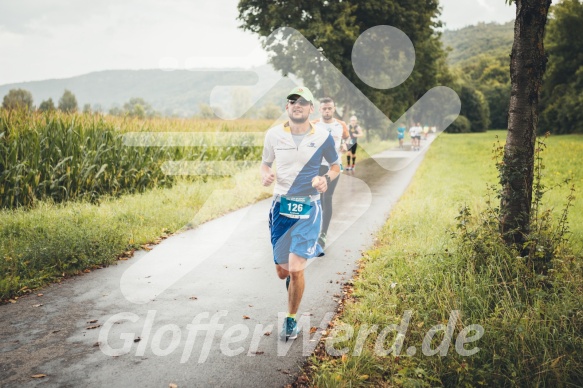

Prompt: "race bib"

[279,195,312,219]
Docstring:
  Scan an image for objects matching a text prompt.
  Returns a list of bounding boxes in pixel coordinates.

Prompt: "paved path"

[0,144,428,387]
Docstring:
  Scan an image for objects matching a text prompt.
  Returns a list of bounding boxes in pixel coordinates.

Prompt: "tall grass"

[0,110,269,209]
[0,168,272,299]
[307,133,583,387]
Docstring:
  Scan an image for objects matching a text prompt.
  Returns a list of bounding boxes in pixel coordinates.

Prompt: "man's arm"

[312,162,340,193]
[339,121,350,152]
[340,121,350,140]
[327,163,341,181]
[261,130,276,187]
[260,162,275,187]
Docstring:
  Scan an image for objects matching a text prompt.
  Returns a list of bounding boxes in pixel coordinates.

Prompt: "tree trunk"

[500,0,551,246]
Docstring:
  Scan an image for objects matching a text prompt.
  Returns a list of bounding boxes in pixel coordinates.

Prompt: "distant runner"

[312,97,349,249]
[409,122,422,151]
[346,116,363,171]
[397,124,406,148]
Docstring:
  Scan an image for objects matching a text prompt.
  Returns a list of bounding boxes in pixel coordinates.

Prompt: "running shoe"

[280,317,301,341]
[286,275,290,291]
[351,165,356,171]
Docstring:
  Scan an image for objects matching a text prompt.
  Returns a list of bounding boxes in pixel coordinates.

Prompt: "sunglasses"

[287,98,311,107]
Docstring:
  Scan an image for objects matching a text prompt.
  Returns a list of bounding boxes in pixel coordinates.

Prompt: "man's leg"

[276,255,306,340]
[275,264,289,280]
[287,253,307,314]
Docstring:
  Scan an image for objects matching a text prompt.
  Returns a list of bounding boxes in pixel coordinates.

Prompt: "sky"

[0,0,516,85]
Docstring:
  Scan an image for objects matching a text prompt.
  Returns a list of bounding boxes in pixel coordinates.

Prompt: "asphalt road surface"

[0,144,428,387]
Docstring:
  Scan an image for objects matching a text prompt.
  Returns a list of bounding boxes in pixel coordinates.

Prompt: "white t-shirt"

[313,118,349,167]
[409,126,421,137]
[262,121,340,196]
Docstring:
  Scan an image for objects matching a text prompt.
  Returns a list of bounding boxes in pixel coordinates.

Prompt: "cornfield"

[0,110,270,209]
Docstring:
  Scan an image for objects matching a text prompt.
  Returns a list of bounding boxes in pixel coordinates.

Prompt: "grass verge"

[0,167,272,299]
[306,132,583,387]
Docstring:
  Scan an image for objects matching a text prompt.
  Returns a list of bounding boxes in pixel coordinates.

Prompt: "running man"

[345,115,363,171]
[261,86,341,341]
[312,97,349,249]
[397,124,406,148]
[409,122,422,151]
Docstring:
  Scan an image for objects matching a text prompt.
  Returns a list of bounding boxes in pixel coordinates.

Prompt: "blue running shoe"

[286,275,290,291]
[280,317,301,341]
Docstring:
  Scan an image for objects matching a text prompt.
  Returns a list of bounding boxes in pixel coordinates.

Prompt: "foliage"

[441,21,514,65]
[2,89,34,111]
[0,168,274,300]
[197,103,219,119]
[259,103,283,120]
[58,89,78,113]
[307,133,583,387]
[482,83,510,129]
[540,0,583,134]
[459,53,511,130]
[0,110,265,209]
[459,86,490,132]
[237,0,446,130]
[122,97,158,119]
[38,98,56,113]
[444,114,471,133]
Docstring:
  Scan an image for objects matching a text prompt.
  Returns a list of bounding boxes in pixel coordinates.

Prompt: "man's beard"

[289,114,309,124]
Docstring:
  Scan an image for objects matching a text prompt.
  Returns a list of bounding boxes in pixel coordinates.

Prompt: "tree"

[459,85,490,132]
[2,89,33,111]
[198,103,217,119]
[483,83,511,129]
[58,89,78,113]
[259,103,283,120]
[500,0,552,246]
[123,97,154,119]
[82,104,92,114]
[108,106,123,116]
[237,0,445,130]
[38,98,56,113]
[444,114,471,133]
[455,53,511,130]
[540,0,583,134]
[92,103,103,113]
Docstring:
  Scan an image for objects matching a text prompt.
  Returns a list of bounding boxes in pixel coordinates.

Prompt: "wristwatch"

[324,174,331,185]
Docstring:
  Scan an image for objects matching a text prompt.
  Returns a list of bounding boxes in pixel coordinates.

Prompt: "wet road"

[0,146,426,387]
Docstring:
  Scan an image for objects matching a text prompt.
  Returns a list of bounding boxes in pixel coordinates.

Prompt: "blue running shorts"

[268,199,324,265]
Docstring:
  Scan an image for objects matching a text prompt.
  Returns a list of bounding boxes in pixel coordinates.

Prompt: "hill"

[441,21,514,65]
[1,23,517,117]
[0,65,296,117]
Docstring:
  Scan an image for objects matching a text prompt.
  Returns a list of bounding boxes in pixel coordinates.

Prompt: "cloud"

[476,0,495,12]
[439,0,515,30]
[0,0,267,84]
[0,0,118,34]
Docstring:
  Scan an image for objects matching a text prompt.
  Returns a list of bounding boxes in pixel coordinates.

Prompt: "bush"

[444,114,471,133]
